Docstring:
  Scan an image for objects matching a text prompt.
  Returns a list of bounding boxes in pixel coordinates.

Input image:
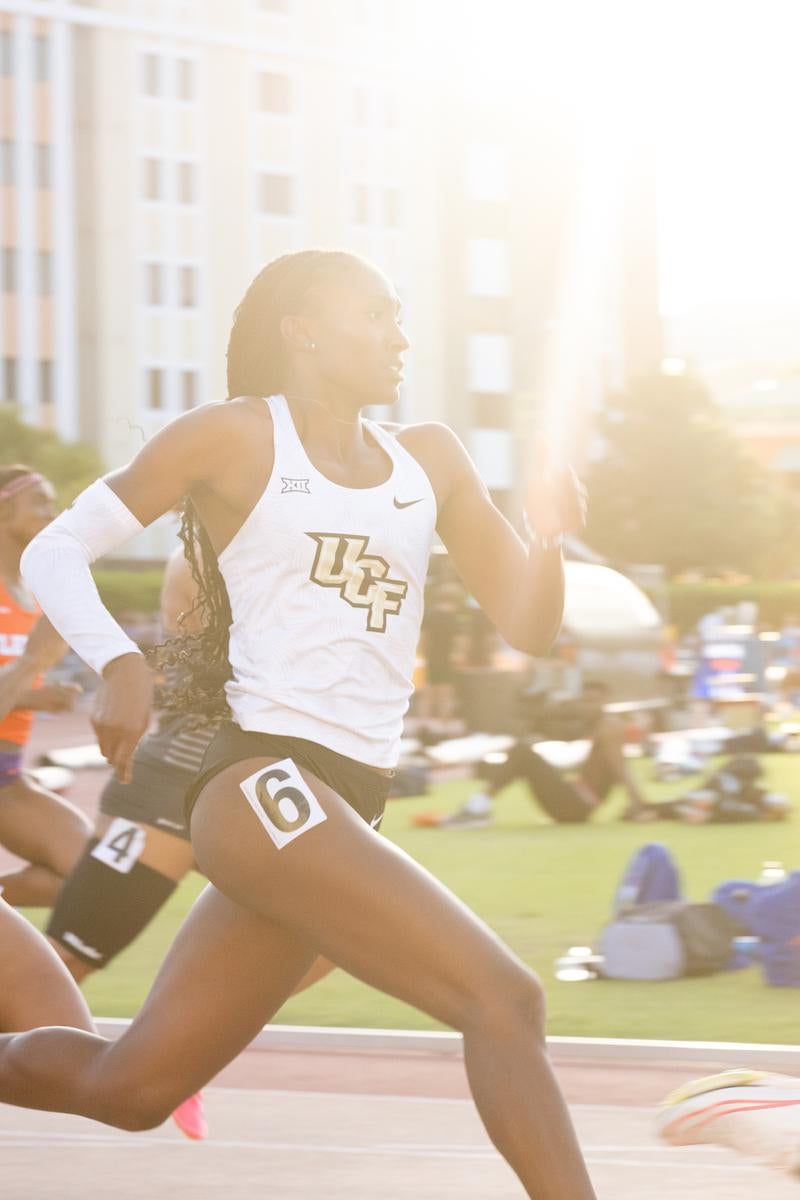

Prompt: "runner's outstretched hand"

[92,653,153,783]
[524,435,587,540]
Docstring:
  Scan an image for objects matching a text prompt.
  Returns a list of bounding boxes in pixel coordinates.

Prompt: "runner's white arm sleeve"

[20,479,146,676]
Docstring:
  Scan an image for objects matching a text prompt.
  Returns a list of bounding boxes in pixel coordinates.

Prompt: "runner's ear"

[279,314,315,353]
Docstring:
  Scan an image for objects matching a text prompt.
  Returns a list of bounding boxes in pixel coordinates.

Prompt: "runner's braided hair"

[150,249,368,718]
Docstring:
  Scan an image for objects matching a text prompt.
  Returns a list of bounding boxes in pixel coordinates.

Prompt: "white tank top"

[218,395,437,768]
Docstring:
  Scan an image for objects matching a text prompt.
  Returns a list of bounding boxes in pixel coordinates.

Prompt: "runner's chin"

[378,374,402,403]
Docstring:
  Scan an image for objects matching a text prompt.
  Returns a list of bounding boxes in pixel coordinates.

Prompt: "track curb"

[93,1021,800,1070]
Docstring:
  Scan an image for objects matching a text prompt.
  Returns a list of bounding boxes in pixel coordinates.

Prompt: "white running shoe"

[656,1069,800,1174]
[439,794,494,829]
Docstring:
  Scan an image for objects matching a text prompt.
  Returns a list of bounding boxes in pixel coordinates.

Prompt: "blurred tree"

[0,405,103,505]
[583,372,799,577]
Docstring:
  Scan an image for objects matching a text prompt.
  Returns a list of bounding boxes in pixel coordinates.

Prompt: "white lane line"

[0,1129,751,1172]
[207,1087,653,1114]
[585,1157,763,1174]
[206,1086,477,1107]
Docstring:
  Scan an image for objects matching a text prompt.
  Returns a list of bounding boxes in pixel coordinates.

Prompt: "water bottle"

[758,861,787,886]
[554,946,602,982]
[731,935,762,967]
[612,883,638,916]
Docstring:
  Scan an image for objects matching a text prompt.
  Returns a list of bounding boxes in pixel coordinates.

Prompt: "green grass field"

[26,755,800,1043]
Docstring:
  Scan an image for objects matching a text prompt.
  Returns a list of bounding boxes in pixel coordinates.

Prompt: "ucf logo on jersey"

[307,533,408,633]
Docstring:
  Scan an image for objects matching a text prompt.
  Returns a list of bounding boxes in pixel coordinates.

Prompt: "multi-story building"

[1,6,76,437]
[1,0,660,553]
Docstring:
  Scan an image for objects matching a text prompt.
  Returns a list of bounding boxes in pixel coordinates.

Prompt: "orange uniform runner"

[0,466,90,905]
[0,580,40,749]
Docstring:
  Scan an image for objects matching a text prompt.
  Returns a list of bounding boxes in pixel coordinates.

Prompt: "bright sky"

[425,0,800,315]
[655,2,800,313]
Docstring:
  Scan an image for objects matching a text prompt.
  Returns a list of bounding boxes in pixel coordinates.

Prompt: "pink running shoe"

[171,1091,208,1141]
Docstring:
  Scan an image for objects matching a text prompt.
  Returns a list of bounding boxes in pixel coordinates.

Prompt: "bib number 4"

[239,758,327,849]
[91,818,147,874]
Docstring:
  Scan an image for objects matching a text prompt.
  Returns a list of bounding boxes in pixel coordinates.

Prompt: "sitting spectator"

[443,681,652,827]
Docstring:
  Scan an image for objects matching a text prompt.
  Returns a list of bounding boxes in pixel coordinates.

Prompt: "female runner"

[0,466,89,904]
[7,249,596,1198]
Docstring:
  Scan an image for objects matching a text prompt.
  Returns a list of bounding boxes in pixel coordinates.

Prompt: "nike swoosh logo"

[393,497,424,509]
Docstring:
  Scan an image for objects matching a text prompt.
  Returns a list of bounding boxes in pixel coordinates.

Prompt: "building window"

[2,358,16,402]
[37,251,53,295]
[35,143,51,189]
[353,183,370,225]
[176,162,197,206]
[178,265,198,308]
[176,58,196,102]
[468,428,514,490]
[144,263,165,307]
[258,71,291,114]
[33,35,50,82]
[0,31,12,77]
[257,172,293,215]
[1,248,16,293]
[39,361,53,406]
[141,52,161,97]
[3,141,52,189]
[467,239,510,298]
[0,140,14,186]
[146,367,165,410]
[384,187,400,227]
[474,393,512,429]
[142,157,164,201]
[467,334,513,393]
[181,370,198,410]
[468,142,507,204]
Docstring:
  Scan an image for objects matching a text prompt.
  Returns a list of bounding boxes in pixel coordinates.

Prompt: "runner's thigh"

[190,757,531,1031]
[0,777,90,866]
[91,813,195,879]
[0,901,93,1032]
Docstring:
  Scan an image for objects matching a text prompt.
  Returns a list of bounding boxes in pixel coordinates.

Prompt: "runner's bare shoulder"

[148,396,273,477]
[107,397,275,524]
[379,421,469,508]
[379,419,461,454]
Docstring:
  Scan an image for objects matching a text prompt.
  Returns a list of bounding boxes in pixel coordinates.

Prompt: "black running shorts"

[101,747,195,841]
[100,717,219,842]
[185,722,394,831]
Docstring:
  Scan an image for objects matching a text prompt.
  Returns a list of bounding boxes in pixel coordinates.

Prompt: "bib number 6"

[239,757,327,849]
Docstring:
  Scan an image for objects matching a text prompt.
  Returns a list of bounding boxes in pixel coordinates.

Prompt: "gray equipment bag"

[600,901,736,980]
[600,903,687,980]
